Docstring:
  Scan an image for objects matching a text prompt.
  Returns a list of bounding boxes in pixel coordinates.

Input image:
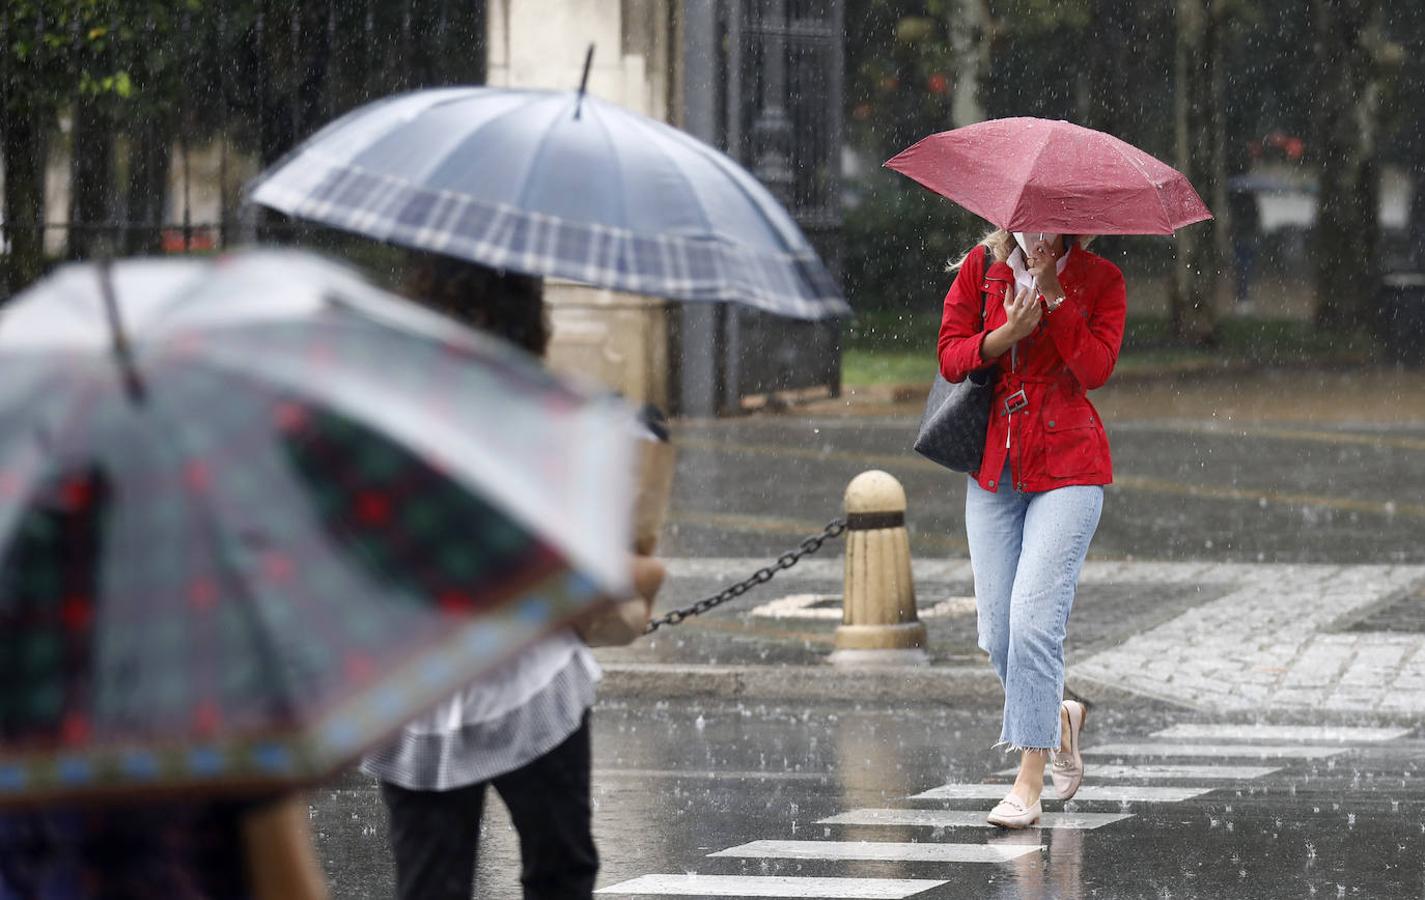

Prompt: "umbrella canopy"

[885,117,1213,235]
[0,250,633,806]
[245,87,849,320]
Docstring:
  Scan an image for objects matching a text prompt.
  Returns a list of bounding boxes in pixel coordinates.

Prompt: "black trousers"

[379,715,598,900]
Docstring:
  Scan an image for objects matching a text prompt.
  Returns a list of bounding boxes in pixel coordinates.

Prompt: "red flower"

[61,713,91,745]
[273,402,309,433]
[355,491,392,526]
[60,477,93,510]
[61,596,93,630]
[344,653,376,683]
[184,460,211,492]
[189,579,219,611]
[262,552,294,583]
[192,700,222,736]
[438,590,476,614]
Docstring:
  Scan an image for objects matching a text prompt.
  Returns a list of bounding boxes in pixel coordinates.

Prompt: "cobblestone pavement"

[1063,562,1425,717]
[596,557,1425,720]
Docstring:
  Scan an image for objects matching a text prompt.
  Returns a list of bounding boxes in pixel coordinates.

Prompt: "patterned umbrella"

[0,250,633,806]
[244,86,849,321]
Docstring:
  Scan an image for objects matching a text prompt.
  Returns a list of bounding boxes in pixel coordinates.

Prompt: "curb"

[598,662,1005,705]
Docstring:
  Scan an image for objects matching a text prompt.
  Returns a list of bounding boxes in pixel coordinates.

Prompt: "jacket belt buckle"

[1002,388,1028,416]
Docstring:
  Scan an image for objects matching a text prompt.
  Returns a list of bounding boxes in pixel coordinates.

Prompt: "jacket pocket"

[1042,407,1103,478]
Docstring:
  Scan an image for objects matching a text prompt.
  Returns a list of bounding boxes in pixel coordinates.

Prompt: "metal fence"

[0,0,487,296]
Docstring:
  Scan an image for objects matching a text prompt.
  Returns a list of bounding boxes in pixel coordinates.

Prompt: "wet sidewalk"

[595,556,1425,722]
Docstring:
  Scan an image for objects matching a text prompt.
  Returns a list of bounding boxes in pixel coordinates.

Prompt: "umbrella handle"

[575,44,595,119]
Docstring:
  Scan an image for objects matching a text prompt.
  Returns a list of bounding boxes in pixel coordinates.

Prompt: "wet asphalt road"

[315,700,1425,900]
[311,371,1425,898]
[659,398,1425,566]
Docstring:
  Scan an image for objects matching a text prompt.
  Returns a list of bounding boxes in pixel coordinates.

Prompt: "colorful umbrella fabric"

[0,250,633,805]
[885,117,1213,235]
[245,87,849,320]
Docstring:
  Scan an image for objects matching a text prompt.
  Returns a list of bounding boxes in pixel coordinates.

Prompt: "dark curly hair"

[402,251,549,357]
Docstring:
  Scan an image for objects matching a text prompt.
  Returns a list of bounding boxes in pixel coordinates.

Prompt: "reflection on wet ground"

[313,699,1425,899]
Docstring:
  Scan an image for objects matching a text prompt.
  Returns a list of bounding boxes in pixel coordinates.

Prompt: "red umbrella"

[884,117,1213,235]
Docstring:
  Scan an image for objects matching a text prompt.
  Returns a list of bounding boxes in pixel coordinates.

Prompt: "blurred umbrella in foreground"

[885,117,1213,235]
[0,250,633,806]
[245,82,848,321]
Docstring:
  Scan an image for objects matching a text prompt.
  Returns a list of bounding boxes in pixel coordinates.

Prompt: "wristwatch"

[1041,292,1065,313]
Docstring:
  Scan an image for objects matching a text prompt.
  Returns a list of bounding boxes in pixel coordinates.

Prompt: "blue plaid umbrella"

[245,87,848,321]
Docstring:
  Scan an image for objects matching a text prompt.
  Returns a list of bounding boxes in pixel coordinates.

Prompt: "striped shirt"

[362,628,599,790]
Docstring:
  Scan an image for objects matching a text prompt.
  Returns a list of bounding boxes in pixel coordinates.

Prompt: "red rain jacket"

[937,243,1127,493]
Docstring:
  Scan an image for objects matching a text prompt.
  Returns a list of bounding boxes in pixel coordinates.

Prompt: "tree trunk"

[950,0,991,127]
[2,108,50,293]
[1311,0,1382,329]
[68,94,118,260]
[1170,0,1226,345]
[124,113,172,256]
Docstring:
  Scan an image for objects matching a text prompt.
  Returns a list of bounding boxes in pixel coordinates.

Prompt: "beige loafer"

[986,793,1042,829]
[1050,700,1087,801]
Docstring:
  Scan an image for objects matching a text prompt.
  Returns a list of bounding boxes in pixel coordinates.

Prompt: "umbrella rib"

[586,99,631,236]
[1007,124,1059,231]
[168,404,308,732]
[512,95,586,214]
[1105,138,1174,229]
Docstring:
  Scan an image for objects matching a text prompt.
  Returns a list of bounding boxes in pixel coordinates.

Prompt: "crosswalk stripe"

[594,874,947,898]
[709,840,1041,863]
[1083,742,1348,760]
[995,764,1280,780]
[1151,724,1411,743]
[594,769,832,782]
[818,808,1131,830]
[912,784,1213,802]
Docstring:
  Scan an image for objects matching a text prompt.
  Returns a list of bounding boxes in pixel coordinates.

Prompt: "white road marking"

[819,808,1131,830]
[1151,724,1411,743]
[709,839,1040,863]
[912,784,1213,802]
[595,874,947,898]
[994,764,1281,780]
[749,593,977,620]
[594,769,832,782]
[1083,742,1348,760]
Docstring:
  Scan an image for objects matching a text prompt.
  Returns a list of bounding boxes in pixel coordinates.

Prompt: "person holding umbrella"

[886,117,1212,828]
[0,252,641,898]
[939,228,1121,827]
[244,69,846,896]
[359,250,666,900]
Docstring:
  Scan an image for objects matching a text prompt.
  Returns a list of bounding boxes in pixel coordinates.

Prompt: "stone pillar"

[831,471,929,666]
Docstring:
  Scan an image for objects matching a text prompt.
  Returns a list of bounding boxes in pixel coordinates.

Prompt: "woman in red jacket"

[938,229,1126,828]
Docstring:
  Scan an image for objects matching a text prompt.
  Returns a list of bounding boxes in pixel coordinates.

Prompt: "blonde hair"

[946,229,1094,273]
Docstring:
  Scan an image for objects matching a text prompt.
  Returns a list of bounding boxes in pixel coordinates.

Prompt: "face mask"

[1012,232,1060,258]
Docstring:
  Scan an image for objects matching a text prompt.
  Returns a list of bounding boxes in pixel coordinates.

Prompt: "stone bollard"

[830,470,929,667]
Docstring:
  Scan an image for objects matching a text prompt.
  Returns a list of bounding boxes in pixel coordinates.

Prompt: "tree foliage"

[1,0,485,288]
[842,0,1415,338]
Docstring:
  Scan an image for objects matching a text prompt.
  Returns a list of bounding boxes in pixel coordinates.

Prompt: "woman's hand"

[1027,237,1065,302]
[981,286,1042,361]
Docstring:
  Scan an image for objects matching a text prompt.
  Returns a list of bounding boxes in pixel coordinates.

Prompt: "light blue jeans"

[965,463,1103,751]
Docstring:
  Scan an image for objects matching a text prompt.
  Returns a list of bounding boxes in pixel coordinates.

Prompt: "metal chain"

[643,518,848,635]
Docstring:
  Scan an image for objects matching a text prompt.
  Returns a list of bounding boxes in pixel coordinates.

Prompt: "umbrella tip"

[575,44,595,119]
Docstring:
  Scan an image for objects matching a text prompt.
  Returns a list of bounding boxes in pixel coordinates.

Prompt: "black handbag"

[913,245,998,473]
